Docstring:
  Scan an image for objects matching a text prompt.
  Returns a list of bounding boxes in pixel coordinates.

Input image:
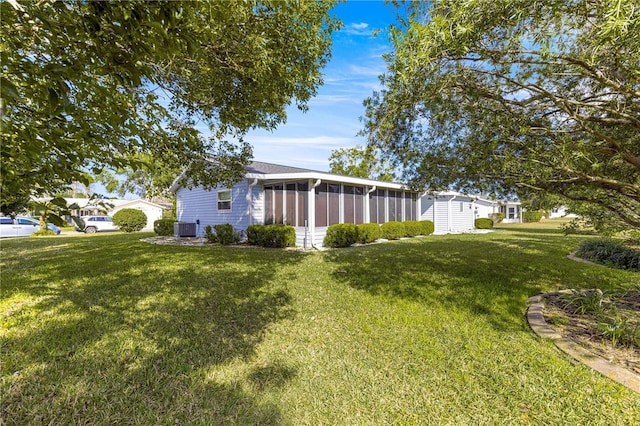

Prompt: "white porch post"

[307,179,314,246]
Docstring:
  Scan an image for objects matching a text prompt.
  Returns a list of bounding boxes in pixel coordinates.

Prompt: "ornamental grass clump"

[577,238,640,271]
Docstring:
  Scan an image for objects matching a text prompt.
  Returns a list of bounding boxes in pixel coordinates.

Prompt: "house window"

[508,207,515,219]
[217,190,232,211]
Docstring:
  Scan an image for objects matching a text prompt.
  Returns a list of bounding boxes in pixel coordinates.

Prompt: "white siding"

[474,200,496,220]
[435,199,449,234]
[419,196,435,222]
[111,202,164,230]
[176,180,252,237]
[450,197,475,232]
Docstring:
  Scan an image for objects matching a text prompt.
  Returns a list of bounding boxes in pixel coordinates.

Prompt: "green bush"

[247,224,264,246]
[324,224,358,248]
[577,238,640,271]
[205,223,240,245]
[522,210,545,223]
[356,223,382,244]
[31,229,56,237]
[403,220,423,237]
[489,212,505,223]
[112,208,147,232]
[247,224,296,248]
[419,220,435,236]
[475,218,494,229]
[381,221,406,240]
[154,219,174,236]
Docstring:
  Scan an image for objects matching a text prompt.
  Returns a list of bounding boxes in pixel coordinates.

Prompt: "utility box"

[174,222,196,237]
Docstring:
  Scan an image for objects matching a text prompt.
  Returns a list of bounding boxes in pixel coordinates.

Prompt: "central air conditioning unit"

[174,222,197,237]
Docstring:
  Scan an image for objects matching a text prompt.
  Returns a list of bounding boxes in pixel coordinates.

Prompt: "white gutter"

[247,178,258,226]
[367,185,377,194]
[448,194,459,233]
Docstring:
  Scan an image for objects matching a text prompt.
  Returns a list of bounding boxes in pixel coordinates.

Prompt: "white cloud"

[343,22,373,36]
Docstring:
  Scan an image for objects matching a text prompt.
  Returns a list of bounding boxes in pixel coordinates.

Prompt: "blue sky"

[244,0,400,171]
[97,1,401,197]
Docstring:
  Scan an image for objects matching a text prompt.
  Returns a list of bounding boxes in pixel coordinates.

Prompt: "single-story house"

[171,161,422,247]
[497,200,523,223]
[421,192,477,234]
[170,161,491,247]
[33,197,166,230]
[548,206,578,219]
[110,199,166,230]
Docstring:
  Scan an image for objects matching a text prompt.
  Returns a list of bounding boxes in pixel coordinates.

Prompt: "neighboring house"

[33,197,166,230]
[497,200,523,223]
[473,197,499,221]
[110,199,166,230]
[171,161,488,247]
[549,206,579,219]
[420,192,477,234]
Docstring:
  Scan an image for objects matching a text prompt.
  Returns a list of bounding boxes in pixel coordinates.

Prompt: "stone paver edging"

[526,292,640,393]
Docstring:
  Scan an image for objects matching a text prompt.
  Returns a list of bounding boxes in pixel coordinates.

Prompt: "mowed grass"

[1,222,639,425]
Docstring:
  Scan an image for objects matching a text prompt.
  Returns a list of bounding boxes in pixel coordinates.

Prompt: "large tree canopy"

[363,0,640,229]
[328,145,396,181]
[1,0,340,203]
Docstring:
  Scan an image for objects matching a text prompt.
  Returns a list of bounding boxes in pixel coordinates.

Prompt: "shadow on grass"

[1,233,305,424]
[323,232,634,333]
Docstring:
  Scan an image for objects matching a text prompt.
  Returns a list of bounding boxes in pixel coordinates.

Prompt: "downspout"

[310,179,322,249]
[448,195,459,233]
[366,185,377,224]
[247,178,258,229]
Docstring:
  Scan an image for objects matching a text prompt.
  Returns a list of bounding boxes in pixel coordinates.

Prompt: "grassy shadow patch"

[1,234,302,424]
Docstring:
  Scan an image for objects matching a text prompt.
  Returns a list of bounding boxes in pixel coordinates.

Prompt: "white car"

[0,217,61,238]
[75,216,119,233]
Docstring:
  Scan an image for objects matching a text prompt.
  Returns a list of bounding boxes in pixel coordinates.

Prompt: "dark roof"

[246,161,319,175]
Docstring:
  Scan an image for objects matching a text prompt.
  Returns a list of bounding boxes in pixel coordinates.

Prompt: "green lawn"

[1,222,639,424]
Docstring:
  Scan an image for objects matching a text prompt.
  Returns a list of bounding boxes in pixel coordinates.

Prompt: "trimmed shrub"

[247,224,264,246]
[205,223,240,245]
[154,219,174,236]
[381,221,406,240]
[522,210,545,223]
[577,238,640,271]
[112,208,147,232]
[419,220,435,236]
[489,212,505,224]
[356,223,382,244]
[324,224,358,248]
[263,224,296,248]
[403,220,423,237]
[475,218,494,229]
[247,224,296,248]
